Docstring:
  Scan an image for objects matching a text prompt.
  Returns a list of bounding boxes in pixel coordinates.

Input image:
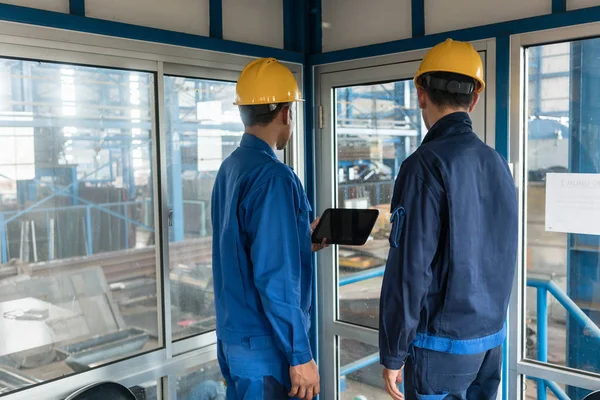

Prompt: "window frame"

[0,20,304,400]
[313,39,497,399]
[509,22,600,400]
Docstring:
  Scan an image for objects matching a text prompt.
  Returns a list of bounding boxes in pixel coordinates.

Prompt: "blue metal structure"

[209,0,223,39]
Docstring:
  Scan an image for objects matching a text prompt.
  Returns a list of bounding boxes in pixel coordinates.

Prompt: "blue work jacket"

[379,112,518,370]
[211,133,313,367]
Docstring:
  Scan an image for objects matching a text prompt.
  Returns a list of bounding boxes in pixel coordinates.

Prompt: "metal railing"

[528,278,600,400]
[0,199,207,264]
[337,268,600,399]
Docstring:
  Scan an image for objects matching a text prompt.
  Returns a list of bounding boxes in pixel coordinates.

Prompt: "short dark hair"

[419,71,476,110]
[239,102,291,127]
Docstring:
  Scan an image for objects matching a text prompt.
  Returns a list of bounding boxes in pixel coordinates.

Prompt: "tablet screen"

[312,208,379,246]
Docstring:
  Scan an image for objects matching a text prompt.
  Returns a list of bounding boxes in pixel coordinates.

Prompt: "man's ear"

[417,87,427,110]
[280,104,291,126]
[468,92,480,113]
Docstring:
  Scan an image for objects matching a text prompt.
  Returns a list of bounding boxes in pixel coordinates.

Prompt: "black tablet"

[311,208,379,246]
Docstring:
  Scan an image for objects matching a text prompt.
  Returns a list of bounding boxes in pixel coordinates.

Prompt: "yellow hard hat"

[234,58,303,105]
[415,39,485,93]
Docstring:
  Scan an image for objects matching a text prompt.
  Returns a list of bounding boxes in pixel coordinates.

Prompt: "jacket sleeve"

[379,171,441,370]
[243,175,312,367]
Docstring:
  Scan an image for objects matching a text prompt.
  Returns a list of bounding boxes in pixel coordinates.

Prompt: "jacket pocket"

[389,206,406,248]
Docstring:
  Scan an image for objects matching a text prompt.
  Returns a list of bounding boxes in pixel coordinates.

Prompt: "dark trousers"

[404,345,502,400]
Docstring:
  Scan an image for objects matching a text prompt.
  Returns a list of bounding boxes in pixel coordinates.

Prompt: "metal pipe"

[200,202,207,237]
[537,286,548,400]
[339,352,404,396]
[48,218,55,261]
[30,220,37,263]
[123,203,129,250]
[19,220,25,262]
[545,380,570,400]
[45,211,51,261]
[340,353,379,377]
[529,278,600,342]
[547,280,600,341]
[0,213,7,264]
[339,266,385,286]
[85,207,93,256]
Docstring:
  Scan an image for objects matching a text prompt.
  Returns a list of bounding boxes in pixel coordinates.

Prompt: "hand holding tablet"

[311,208,380,246]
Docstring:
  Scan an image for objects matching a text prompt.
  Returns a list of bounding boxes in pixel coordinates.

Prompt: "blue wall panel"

[69,0,85,16]
[412,0,425,37]
[209,0,223,39]
[553,0,567,13]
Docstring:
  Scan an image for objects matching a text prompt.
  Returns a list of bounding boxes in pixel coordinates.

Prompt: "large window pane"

[164,76,286,341]
[525,40,600,379]
[335,81,422,328]
[164,77,238,341]
[0,59,158,394]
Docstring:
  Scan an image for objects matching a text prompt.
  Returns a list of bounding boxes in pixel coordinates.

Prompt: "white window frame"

[508,22,600,400]
[314,39,496,399]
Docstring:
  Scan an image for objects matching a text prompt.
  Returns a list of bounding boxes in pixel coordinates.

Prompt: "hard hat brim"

[233,98,305,106]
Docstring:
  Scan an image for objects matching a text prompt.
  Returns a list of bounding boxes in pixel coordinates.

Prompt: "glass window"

[335,81,422,328]
[176,359,225,400]
[164,76,287,341]
[524,39,600,378]
[164,77,238,341]
[339,337,391,399]
[0,59,158,394]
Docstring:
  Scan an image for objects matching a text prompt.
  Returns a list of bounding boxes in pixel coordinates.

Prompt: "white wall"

[0,0,68,13]
[321,0,412,52]
[223,0,283,48]
[567,0,600,10]
[425,0,551,35]
[86,0,209,36]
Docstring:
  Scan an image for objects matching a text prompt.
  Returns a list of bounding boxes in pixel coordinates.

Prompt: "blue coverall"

[379,112,518,400]
[211,133,313,400]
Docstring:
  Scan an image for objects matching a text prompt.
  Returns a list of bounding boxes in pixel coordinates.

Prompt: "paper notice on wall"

[545,173,600,235]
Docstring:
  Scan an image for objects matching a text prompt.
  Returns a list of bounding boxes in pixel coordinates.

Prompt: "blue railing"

[338,268,600,399]
[528,278,600,400]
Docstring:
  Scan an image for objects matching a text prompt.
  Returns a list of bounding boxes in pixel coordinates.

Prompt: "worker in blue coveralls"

[379,39,518,400]
[211,58,327,400]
